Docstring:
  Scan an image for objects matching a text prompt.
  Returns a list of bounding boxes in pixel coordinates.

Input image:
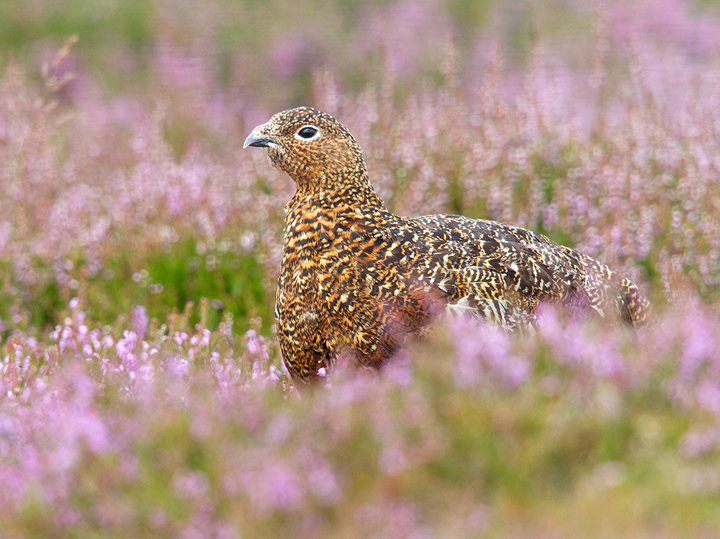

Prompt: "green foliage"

[0,238,273,336]
[0,0,154,49]
[87,238,272,333]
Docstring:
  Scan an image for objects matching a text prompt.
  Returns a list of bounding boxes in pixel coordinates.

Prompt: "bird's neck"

[289,170,387,216]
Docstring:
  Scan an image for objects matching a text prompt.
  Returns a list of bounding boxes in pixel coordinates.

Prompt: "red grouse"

[245,107,649,384]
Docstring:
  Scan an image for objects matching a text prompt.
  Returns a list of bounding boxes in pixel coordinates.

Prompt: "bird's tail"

[618,277,650,326]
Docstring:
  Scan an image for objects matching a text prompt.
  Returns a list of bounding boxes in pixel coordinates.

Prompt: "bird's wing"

[404,214,598,326]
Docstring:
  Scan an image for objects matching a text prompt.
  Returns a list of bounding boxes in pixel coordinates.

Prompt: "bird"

[244,107,650,384]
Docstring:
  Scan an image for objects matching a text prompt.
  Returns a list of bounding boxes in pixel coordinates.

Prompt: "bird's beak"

[243,128,276,149]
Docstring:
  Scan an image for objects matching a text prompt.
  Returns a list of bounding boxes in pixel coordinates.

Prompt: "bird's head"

[244,107,367,189]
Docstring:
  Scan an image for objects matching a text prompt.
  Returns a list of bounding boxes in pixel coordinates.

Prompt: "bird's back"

[404,213,649,328]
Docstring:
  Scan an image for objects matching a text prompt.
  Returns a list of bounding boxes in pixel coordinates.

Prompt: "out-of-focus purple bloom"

[244,329,270,363]
[681,427,720,459]
[173,469,210,501]
[59,325,76,353]
[379,444,409,475]
[696,380,720,415]
[174,332,190,346]
[679,310,718,379]
[165,357,190,380]
[131,306,149,340]
[271,36,321,80]
[307,460,341,505]
[116,331,138,372]
[358,0,450,76]
[465,504,491,535]
[243,462,304,513]
[190,329,211,348]
[451,317,530,389]
[385,349,413,387]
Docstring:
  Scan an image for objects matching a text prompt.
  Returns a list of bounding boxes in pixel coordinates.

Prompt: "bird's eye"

[296,126,319,140]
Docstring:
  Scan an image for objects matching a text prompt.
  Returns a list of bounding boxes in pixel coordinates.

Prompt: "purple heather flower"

[131,306,149,340]
[680,311,718,380]
[174,332,190,346]
[165,357,190,380]
[173,470,210,501]
[243,462,304,514]
[244,329,269,361]
[59,326,76,353]
[307,461,341,504]
[451,317,531,389]
[696,380,720,415]
[681,427,720,459]
[116,331,138,372]
[379,444,409,475]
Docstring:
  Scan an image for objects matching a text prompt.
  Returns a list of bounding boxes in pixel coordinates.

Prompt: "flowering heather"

[1,0,720,536]
[2,299,720,537]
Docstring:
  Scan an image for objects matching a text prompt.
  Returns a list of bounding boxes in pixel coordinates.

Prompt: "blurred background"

[4,0,720,129]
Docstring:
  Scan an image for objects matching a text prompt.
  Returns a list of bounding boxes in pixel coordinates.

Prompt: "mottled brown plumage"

[244,107,649,383]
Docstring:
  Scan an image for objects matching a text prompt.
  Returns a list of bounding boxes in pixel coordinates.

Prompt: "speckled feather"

[245,107,650,383]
